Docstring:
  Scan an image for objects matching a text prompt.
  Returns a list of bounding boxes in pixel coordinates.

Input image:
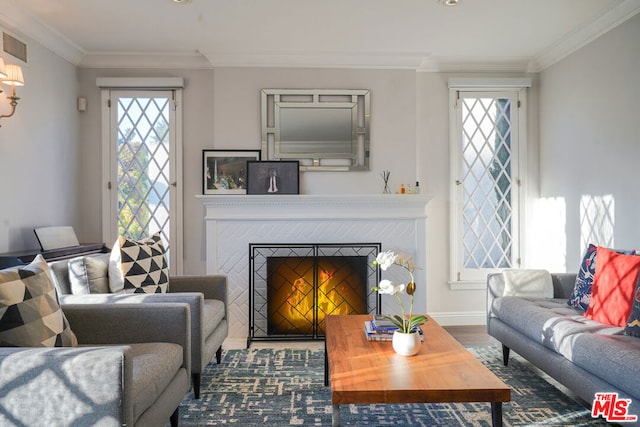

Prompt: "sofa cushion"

[585,247,640,327]
[109,232,169,294]
[490,296,621,354]
[129,342,183,421]
[68,253,111,294]
[0,255,78,347]
[623,277,640,338]
[567,244,636,311]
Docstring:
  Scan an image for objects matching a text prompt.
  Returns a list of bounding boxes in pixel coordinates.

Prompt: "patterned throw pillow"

[0,255,78,347]
[567,244,636,311]
[623,277,640,338]
[109,232,169,294]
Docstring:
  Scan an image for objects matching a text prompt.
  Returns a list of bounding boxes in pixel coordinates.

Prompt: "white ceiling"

[2,0,640,71]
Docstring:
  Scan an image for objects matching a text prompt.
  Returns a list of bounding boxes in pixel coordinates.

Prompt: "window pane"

[461,97,513,269]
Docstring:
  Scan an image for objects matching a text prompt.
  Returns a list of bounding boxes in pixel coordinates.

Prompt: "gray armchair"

[0,302,191,426]
[50,257,228,399]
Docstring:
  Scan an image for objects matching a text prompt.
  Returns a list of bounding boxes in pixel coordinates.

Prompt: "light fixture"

[0,58,24,127]
[439,0,460,5]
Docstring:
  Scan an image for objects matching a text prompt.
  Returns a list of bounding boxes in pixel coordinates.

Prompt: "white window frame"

[97,77,184,275]
[448,78,531,289]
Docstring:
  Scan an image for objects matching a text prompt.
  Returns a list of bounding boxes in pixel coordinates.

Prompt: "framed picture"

[247,161,300,195]
[202,150,261,194]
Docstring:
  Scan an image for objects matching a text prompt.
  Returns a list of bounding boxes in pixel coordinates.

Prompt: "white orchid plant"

[372,250,428,334]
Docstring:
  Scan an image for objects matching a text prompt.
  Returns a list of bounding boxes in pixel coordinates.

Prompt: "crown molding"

[0,1,84,65]
[530,0,640,72]
[416,56,531,73]
[78,51,212,69]
[198,50,431,70]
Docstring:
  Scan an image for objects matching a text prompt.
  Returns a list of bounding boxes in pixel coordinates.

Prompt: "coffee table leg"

[491,402,503,427]
[324,340,329,386]
[332,404,340,427]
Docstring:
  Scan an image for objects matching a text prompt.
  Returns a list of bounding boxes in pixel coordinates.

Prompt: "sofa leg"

[192,373,201,399]
[216,346,223,364]
[502,344,510,367]
[170,407,179,427]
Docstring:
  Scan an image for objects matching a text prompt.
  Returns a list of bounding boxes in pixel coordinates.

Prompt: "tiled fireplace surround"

[198,193,431,347]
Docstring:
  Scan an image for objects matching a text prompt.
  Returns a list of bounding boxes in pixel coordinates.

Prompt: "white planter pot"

[392,330,421,356]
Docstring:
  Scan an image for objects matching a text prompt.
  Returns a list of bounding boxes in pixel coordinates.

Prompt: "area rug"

[179,346,608,426]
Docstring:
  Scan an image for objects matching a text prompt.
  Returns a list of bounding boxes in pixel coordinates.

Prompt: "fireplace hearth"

[249,243,381,343]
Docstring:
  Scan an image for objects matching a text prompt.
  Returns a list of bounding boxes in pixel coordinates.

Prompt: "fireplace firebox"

[249,243,381,344]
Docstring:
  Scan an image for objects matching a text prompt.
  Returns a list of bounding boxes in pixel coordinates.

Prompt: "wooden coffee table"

[324,314,510,427]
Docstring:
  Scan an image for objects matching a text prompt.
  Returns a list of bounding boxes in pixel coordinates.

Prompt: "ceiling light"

[439,0,461,6]
[170,0,191,4]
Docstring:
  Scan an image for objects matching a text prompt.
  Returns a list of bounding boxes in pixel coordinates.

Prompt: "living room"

[1,1,639,424]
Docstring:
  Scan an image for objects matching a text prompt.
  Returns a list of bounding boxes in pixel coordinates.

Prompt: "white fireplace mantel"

[197,193,431,220]
[197,193,431,346]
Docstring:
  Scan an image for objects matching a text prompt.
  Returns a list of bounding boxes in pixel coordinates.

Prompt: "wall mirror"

[261,89,370,171]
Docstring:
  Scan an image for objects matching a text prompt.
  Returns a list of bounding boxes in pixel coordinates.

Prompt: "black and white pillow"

[108,232,169,294]
[0,255,78,347]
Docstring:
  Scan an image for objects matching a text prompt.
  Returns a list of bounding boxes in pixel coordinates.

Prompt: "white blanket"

[502,269,553,298]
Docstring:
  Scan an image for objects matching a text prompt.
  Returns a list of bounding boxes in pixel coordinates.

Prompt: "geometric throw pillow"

[623,276,640,338]
[584,246,640,327]
[0,255,78,347]
[567,244,636,311]
[108,232,168,294]
[68,253,111,294]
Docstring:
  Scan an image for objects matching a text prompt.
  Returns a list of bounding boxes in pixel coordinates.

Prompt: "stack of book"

[364,315,424,341]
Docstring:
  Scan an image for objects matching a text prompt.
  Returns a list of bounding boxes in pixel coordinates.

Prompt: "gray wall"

[0,28,79,252]
[538,12,640,269]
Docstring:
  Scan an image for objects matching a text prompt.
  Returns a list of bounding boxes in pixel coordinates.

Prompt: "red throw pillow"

[585,246,640,327]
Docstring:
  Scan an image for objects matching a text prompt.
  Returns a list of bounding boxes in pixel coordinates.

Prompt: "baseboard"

[428,311,486,326]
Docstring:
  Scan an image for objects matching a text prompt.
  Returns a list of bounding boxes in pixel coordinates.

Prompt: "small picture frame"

[247,161,300,195]
[203,150,261,194]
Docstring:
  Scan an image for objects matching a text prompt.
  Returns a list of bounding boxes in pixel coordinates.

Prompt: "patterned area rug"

[179,346,608,426]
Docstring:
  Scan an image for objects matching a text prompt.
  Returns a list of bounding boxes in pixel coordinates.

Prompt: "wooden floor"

[443,325,499,347]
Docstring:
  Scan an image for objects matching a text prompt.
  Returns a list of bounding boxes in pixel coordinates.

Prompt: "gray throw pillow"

[68,253,111,294]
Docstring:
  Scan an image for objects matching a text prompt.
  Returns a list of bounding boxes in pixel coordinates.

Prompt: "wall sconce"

[0,57,25,127]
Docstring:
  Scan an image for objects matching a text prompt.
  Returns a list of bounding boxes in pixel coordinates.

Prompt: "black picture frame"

[247,161,300,195]
[202,150,261,194]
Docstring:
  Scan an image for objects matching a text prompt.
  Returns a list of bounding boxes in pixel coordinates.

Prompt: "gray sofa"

[487,272,640,425]
[49,255,228,399]
[0,302,191,426]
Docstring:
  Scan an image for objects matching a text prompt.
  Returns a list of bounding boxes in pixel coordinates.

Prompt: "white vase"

[392,330,421,356]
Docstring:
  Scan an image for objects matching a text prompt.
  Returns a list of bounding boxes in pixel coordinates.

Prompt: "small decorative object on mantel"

[372,250,428,356]
[380,169,391,194]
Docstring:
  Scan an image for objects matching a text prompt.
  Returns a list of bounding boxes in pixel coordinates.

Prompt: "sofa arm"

[0,346,132,426]
[62,303,191,376]
[169,275,227,303]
